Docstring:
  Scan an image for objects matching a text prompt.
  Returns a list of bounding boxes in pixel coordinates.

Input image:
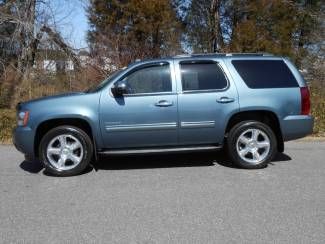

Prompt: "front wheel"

[227,121,277,169]
[39,126,93,176]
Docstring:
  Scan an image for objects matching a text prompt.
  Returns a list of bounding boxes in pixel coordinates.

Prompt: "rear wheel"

[227,121,277,169]
[39,126,93,176]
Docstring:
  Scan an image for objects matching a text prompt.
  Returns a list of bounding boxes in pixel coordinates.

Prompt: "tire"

[226,120,277,169]
[39,126,93,176]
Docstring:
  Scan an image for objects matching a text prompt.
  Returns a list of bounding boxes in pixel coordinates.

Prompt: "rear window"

[232,60,298,88]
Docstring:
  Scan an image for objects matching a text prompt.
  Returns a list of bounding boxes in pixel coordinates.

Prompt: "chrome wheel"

[46,134,84,171]
[236,128,270,165]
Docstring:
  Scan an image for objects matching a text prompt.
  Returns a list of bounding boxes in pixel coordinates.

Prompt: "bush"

[311,90,325,137]
[0,109,16,143]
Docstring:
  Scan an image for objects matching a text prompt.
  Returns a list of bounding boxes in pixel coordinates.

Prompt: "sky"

[49,0,89,49]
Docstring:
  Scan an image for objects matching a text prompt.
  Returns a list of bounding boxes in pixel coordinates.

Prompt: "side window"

[180,62,228,91]
[122,64,172,94]
[231,60,298,88]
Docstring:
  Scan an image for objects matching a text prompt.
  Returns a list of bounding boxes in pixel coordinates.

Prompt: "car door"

[175,59,239,145]
[99,61,178,148]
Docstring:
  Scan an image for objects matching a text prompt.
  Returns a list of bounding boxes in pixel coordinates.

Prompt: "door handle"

[155,100,173,107]
[216,97,235,103]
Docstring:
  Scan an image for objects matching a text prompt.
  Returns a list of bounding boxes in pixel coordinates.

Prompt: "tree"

[0,0,81,107]
[184,0,321,65]
[88,0,182,68]
[230,0,299,57]
[0,0,18,72]
[185,0,225,53]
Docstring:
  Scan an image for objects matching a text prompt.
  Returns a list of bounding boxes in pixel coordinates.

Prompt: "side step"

[98,145,222,156]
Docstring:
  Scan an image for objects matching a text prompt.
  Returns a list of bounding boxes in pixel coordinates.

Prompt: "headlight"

[17,111,29,126]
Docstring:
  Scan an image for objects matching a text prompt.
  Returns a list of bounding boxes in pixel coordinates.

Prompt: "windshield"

[85,69,125,93]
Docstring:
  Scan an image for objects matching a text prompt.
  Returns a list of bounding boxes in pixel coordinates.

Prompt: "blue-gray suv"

[13,53,314,176]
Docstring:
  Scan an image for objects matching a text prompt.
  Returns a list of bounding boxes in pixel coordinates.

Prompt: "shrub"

[310,90,325,137]
[0,109,16,143]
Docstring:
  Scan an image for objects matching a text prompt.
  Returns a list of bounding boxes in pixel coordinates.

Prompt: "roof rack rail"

[174,53,225,58]
[173,54,192,58]
[225,53,273,57]
[173,52,273,58]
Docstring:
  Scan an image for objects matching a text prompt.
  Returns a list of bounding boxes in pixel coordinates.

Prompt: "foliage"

[88,0,182,66]
[184,0,321,63]
[311,90,325,137]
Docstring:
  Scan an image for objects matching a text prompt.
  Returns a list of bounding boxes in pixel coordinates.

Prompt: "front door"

[175,59,239,145]
[99,62,178,148]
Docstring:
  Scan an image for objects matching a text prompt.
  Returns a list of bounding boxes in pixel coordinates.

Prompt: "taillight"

[300,87,311,115]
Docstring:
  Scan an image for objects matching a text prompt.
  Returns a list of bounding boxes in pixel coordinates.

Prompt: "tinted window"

[180,62,228,91]
[232,60,298,88]
[122,64,172,94]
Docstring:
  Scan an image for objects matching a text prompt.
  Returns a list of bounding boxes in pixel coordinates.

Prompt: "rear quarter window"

[232,60,298,88]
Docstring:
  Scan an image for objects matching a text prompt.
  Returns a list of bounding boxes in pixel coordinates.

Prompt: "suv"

[13,53,313,176]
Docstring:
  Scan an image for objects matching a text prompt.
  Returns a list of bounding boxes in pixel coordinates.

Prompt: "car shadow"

[20,160,44,174]
[19,151,292,174]
[268,153,292,165]
[19,160,93,176]
[93,151,292,171]
[94,152,217,171]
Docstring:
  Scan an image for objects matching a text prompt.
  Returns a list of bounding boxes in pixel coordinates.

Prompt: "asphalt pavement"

[0,141,324,243]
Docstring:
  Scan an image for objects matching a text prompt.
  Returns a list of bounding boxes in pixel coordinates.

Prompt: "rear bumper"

[281,115,314,141]
[13,126,36,159]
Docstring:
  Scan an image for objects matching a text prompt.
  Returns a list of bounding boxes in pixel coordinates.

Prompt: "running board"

[98,145,222,155]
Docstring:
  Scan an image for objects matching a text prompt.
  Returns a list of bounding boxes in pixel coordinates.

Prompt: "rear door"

[175,59,239,145]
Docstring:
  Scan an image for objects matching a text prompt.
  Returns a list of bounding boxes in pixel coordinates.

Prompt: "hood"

[17,92,85,109]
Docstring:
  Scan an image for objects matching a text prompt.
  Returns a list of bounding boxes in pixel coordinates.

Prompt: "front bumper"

[281,115,314,141]
[13,126,35,159]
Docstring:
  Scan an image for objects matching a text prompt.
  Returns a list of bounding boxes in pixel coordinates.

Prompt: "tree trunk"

[210,0,223,52]
[11,0,37,108]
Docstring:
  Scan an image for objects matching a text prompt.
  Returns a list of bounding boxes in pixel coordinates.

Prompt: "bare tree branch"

[41,25,80,69]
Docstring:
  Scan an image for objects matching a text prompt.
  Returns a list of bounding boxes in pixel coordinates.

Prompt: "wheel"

[39,126,93,176]
[226,121,277,169]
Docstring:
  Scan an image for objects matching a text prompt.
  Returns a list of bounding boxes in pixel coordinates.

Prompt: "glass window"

[232,60,298,88]
[122,64,172,94]
[180,62,228,91]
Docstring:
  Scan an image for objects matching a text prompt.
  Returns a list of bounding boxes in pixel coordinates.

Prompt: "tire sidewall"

[227,121,277,169]
[39,126,93,176]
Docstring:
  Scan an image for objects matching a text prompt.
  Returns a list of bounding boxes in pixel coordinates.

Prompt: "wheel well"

[225,111,284,152]
[34,118,94,158]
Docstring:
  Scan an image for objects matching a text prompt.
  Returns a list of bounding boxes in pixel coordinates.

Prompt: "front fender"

[18,92,103,156]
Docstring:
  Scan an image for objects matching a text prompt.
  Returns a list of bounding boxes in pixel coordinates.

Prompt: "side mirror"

[111,80,128,96]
